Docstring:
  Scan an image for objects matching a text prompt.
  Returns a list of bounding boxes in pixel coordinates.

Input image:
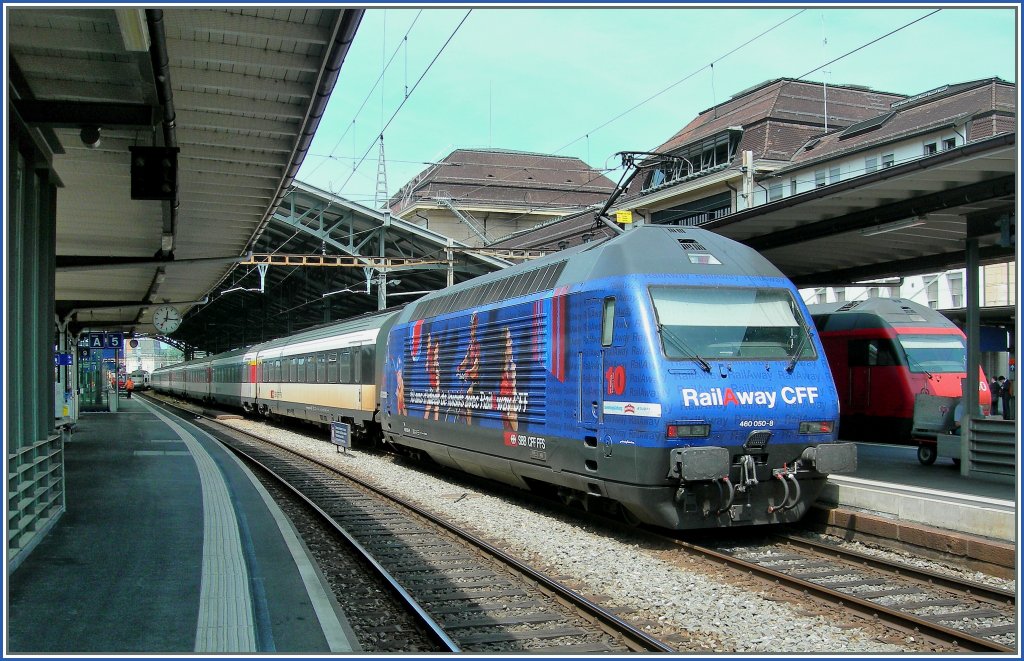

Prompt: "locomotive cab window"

[649,287,815,361]
[897,334,967,373]
[601,297,616,347]
[848,339,900,367]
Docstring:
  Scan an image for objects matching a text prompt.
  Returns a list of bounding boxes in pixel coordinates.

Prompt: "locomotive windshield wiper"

[786,324,811,373]
[658,323,711,373]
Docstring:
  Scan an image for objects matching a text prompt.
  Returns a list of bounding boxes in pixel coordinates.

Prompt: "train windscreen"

[650,287,815,361]
[897,334,967,373]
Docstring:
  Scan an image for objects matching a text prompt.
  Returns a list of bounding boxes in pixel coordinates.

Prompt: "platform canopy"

[701,134,1016,287]
[8,7,364,335]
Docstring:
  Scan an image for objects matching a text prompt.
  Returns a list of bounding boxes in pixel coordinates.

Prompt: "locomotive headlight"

[667,422,710,438]
[799,421,834,434]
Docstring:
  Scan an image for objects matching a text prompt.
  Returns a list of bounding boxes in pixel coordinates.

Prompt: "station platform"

[821,440,1018,545]
[6,397,359,654]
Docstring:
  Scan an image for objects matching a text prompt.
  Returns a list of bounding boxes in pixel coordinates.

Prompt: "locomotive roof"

[807,297,957,331]
[556,225,787,282]
[403,225,788,322]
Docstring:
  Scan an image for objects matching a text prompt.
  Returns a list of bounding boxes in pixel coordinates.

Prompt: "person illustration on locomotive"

[457,313,482,424]
[498,326,518,432]
[423,334,441,421]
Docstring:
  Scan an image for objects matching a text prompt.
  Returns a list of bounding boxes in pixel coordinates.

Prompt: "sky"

[297,5,1019,209]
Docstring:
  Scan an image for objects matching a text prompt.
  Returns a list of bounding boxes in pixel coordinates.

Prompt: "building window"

[948,273,964,308]
[829,166,840,184]
[943,137,956,150]
[815,170,827,188]
[768,182,782,201]
[924,142,937,155]
[790,179,797,196]
[882,153,895,168]
[834,287,846,303]
[926,278,939,308]
[865,156,878,173]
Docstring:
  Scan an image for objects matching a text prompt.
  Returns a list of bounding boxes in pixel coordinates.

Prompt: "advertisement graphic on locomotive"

[156,226,856,531]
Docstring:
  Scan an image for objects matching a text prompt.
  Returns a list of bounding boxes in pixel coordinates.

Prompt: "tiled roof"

[654,78,906,155]
[785,78,1014,167]
[391,148,615,214]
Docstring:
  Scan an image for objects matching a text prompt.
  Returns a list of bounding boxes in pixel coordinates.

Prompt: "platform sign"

[105,333,123,349]
[88,333,105,349]
[330,421,351,453]
[54,352,74,366]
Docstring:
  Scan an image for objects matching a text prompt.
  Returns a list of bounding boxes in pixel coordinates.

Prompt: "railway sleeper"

[456,626,592,644]
[961,624,1018,637]
[442,613,565,629]
[918,608,1005,622]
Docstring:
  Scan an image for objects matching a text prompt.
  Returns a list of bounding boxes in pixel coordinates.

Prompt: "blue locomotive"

[155,225,855,530]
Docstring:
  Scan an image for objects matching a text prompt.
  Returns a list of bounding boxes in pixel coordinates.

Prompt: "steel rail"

[144,394,674,654]
[774,533,1016,606]
[674,538,1013,653]
[224,439,462,652]
[236,430,675,653]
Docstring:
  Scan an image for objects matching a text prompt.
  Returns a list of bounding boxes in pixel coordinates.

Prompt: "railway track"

[679,534,1016,653]
[148,395,674,654]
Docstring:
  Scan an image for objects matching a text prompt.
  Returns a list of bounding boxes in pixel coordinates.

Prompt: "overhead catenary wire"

[304,10,425,180]
[434,9,807,222]
[328,9,472,200]
[434,8,946,224]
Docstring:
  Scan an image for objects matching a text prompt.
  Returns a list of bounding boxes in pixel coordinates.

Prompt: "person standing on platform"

[1001,374,1014,420]
[989,377,1002,416]
[125,376,134,399]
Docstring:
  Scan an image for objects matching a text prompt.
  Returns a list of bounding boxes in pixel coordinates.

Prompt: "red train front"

[809,298,990,444]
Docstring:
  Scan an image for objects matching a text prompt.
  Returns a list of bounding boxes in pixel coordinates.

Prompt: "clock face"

[153,305,182,334]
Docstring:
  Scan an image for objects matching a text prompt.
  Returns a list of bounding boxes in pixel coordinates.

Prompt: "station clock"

[152,305,182,334]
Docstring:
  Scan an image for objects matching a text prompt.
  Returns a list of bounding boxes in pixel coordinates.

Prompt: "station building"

[389,148,616,246]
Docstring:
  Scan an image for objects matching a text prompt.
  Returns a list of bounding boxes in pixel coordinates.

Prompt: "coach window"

[361,347,375,384]
[297,356,306,383]
[289,358,297,383]
[275,359,282,382]
[327,352,339,383]
[601,297,616,347]
[317,353,327,383]
[339,349,352,383]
